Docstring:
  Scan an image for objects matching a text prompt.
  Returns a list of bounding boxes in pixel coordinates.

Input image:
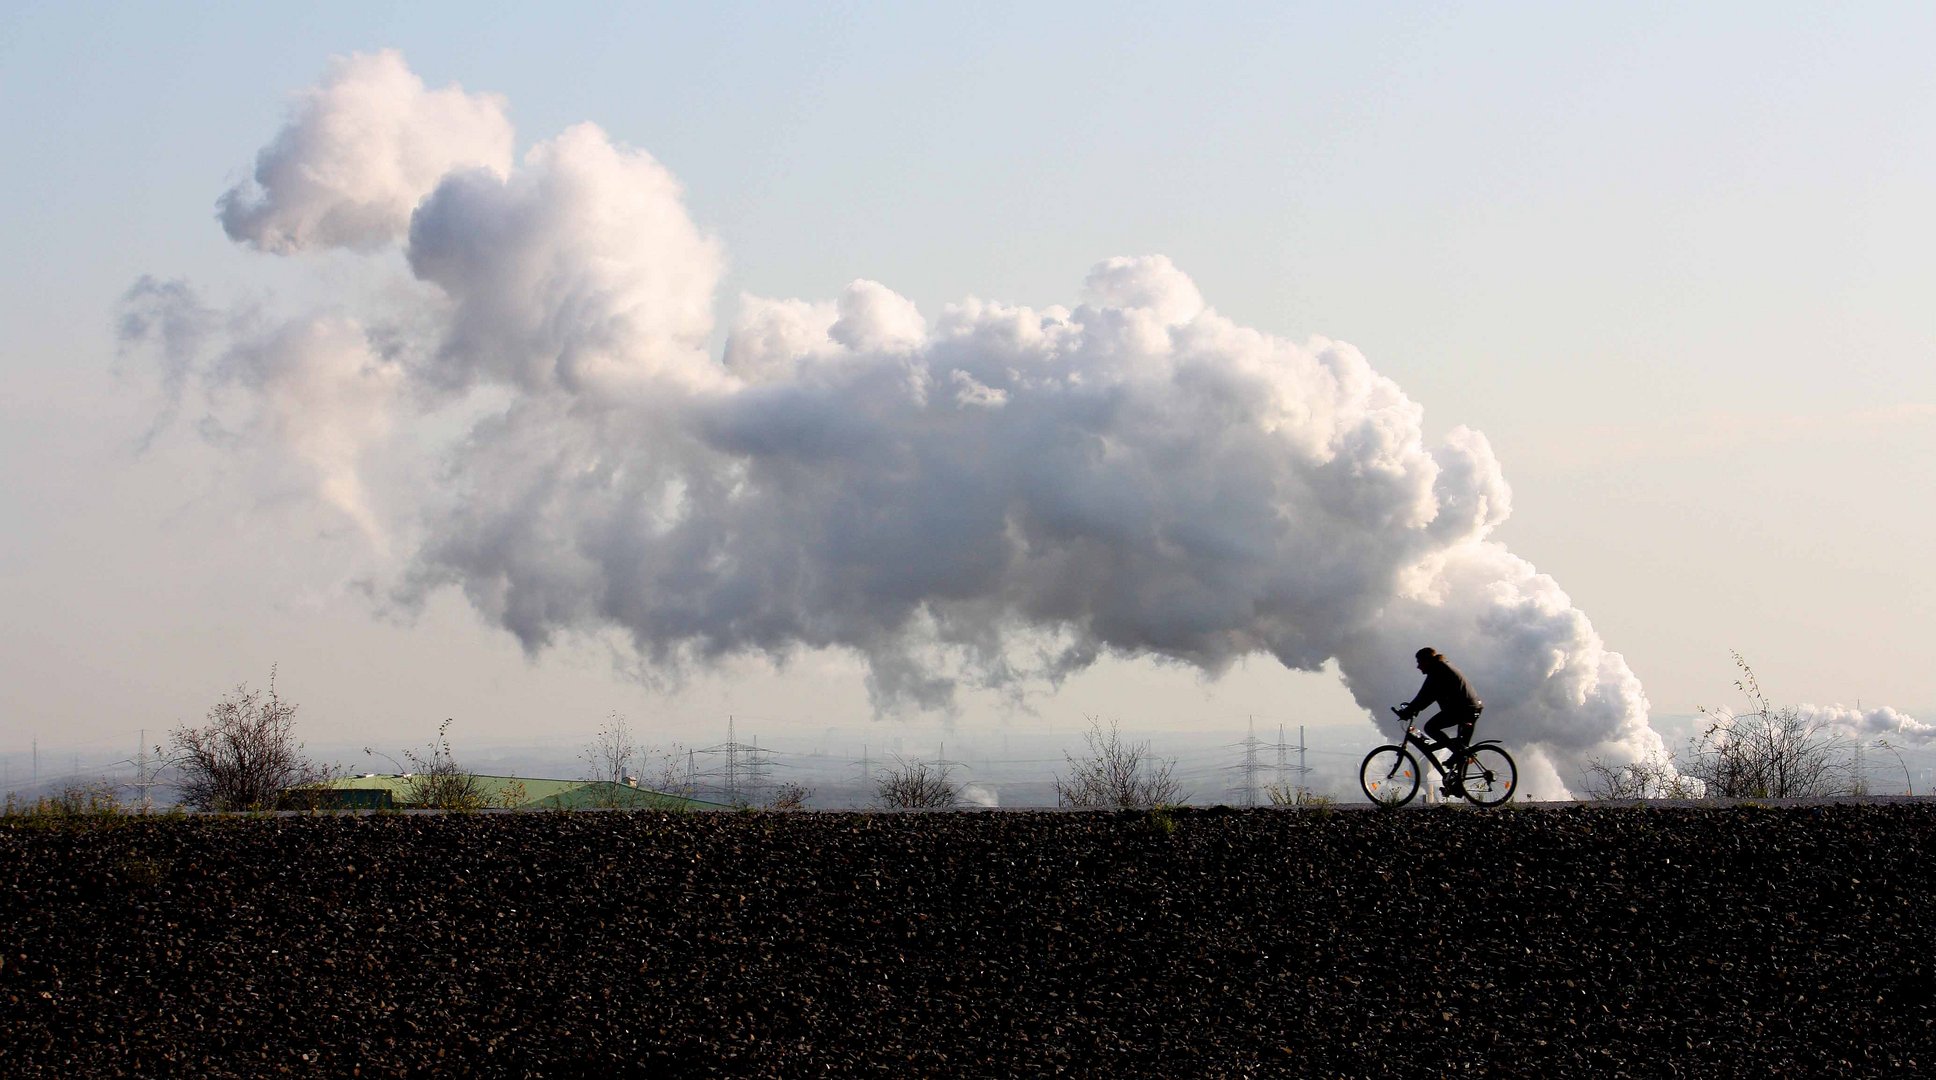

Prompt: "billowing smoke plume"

[219,50,513,253]
[126,53,1925,797]
[1700,703,1936,746]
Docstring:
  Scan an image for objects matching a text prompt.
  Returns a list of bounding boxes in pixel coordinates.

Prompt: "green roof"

[318,774,729,811]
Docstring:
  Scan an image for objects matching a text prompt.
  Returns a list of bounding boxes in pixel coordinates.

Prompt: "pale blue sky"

[2,3,1931,761]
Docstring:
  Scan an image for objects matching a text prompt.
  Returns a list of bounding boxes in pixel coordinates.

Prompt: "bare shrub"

[1874,738,1913,796]
[400,719,486,811]
[493,778,528,809]
[767,783,814,810]
[168,667,326,811]
[875,757,958,809]
[580,711,641,808]
[3,781,128,818]
[1264,782,1334,808]
[579,716,695,807]
[581,711,638,786]
[1056,717,1186,809]
[1684,653,1858,799]
[1581,753,1699,800]
[647,742,694,799]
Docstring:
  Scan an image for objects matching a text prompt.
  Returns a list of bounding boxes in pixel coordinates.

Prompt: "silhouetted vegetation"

[1264,781,1336,808]
[166,667,327,811]
[766,783,813,810]
[1055,717,1185,809]
[1685,655,1858,798]
[875,757,958,808]
[1582,752,1699,800]
[577,712,697,807]
[1585,654,1861,800]
[2,782,132,819]
[400,719,486,811]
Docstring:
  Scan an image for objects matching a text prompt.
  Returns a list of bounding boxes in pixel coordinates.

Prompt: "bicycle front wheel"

[1457,745,1517,807]
[1359,745,1421,807]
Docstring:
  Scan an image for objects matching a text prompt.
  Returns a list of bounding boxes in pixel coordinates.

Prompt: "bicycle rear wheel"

[1457,744,1517,807]
[1359,745,1421,807]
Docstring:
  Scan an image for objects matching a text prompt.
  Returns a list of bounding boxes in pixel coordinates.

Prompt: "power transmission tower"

[694,716,781,806]
[1225,718,1264,806]
[1275,723,1286,792]
[132,728,160,812]
[1239,723,1314,803]
[1271,723,1311,797]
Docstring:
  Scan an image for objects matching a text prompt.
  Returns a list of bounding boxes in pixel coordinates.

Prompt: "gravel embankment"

[2,805,1931,1077]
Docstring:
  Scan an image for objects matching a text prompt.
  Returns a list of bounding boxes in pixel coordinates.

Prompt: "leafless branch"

[1055,717,1186,810]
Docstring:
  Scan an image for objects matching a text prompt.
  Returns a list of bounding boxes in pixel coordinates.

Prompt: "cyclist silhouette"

[1396,647,1484,787]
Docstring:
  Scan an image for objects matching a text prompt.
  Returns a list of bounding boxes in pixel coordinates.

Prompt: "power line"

[691,716,784,806]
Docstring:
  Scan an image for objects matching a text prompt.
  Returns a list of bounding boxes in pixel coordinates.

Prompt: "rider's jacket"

[1400,658,1483,719]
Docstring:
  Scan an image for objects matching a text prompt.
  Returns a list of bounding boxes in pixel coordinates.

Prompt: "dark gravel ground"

[2,804,1932,1077]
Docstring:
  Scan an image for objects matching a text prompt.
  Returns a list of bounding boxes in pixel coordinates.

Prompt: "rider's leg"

[1429,708,1479,752]
[1456,707,1482,760]
[1423,712,1460,757]
[1428,709,1476,795]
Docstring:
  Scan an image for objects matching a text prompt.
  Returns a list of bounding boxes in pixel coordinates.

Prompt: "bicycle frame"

[1396,723,1497,794]
[1359,707,1517,807]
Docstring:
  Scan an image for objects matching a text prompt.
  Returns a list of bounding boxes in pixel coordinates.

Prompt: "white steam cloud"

[1701,703,1936,745]
[124,53,1926,797]
[219,50,513,253]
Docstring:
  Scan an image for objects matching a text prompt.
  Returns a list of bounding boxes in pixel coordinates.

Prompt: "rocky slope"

[2,805,1930,1076]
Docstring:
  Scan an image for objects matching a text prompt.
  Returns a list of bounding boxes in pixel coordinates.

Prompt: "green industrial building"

[305,774,730,811]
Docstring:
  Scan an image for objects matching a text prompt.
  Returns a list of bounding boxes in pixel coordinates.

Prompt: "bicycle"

[1359,707,1517,807]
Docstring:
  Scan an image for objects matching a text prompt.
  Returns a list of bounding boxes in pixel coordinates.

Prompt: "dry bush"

[875,758,958,809]
[647,742,695,799]
[494,779,529,809]
[581,711,638,786]
[767,783,814,810]
[167,667,326,811]
[1685,654,1858,799]
[1264,782,1334,808]
[4,781,129,818]
[1055,717,1186,810]
[1582,753,1699,800]
[1873,739,1913,796]
[580,715,695,807]
[580,711,641,808]
[400,719,486,811]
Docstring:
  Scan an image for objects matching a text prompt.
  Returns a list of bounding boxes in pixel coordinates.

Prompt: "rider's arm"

[1397,676,1436,720]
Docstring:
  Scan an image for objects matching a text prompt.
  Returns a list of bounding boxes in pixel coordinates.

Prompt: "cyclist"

[1396,647,1484,790]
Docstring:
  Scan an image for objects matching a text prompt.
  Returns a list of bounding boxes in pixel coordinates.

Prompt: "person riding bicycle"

[1396,647,1484,788]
